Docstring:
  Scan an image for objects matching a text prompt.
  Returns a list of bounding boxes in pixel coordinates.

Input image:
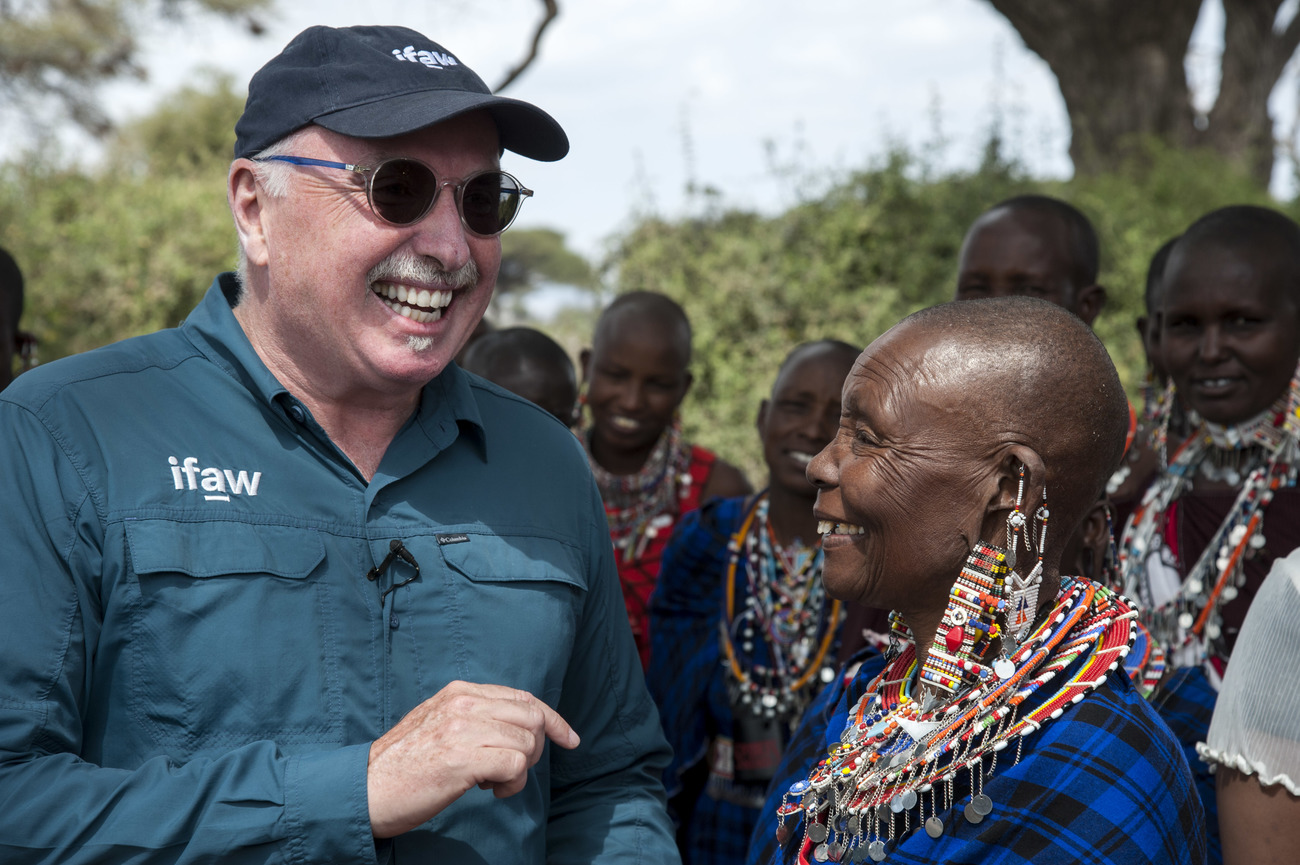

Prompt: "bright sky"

[90,0,1292,261]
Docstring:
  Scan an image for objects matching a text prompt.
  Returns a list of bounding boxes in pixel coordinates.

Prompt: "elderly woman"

[1118,205,1300,865]
[748,297,1203,865]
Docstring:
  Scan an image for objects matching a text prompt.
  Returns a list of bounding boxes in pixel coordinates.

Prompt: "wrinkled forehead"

[849,326,1029,447]
[856,322,990,383]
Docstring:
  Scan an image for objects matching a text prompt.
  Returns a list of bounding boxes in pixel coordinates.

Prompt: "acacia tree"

[988,0,1300,186]
[0,0,271,137]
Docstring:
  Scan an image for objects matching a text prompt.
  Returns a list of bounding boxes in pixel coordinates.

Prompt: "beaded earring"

[1004,464,1029,573]
[1005,468,1045,649]
[919,543,1008,697]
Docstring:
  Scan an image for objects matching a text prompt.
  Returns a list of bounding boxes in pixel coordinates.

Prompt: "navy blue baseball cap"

[234,25,568,161]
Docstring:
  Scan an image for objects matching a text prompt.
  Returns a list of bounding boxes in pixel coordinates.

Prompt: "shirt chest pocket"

[433,533,587,702]
[124,519,341,754]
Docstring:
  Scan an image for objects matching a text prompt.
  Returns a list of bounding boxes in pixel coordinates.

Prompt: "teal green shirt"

[0,275,676,864]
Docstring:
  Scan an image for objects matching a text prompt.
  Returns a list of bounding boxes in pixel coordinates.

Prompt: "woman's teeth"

[818,520,865,536]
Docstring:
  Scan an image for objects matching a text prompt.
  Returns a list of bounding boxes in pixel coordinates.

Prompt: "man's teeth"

[790,451,814,467]
[1199,378,1235,388]
[373,282,453,323]
[818,520,865,536]
[610,416,640,431]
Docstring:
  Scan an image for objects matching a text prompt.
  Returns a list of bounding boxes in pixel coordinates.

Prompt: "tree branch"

[1268,3,1300,82]
[494,0,559,92]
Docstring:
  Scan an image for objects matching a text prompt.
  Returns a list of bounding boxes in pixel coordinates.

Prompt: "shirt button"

[389,614,400,629]
[289,405,306,423]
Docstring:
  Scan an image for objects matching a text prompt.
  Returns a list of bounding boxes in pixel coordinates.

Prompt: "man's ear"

[228,159,269,272]
[981,445,1047,545]
[578,348,592,385]
[1075,284,1107,327]
[756,398,770,438]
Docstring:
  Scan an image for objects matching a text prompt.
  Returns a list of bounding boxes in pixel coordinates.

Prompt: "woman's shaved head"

[884,297,1128,537]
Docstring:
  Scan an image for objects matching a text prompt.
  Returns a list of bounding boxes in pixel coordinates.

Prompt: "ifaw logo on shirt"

[390,46,458,69]
[168,456,262,503]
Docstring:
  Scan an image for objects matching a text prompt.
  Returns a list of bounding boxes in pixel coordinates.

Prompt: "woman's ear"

[980,445,1047,545]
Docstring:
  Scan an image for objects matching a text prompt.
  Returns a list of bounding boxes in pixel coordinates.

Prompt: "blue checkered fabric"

[747,645,1207,865]
[1150,665,1220,865]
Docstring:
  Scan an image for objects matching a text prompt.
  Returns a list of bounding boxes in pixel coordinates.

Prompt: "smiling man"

[0,25,677,864]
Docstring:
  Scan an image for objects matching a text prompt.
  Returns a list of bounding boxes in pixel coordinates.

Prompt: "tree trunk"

[988,0,1296,187]
[1203,0,1300,184]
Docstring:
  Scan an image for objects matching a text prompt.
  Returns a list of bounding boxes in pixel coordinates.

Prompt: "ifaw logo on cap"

[391,46,459,69]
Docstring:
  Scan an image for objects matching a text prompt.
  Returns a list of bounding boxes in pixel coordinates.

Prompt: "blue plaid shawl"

[648,496,839,865]
[747,647,1207,865]
[1150,666,1219,865]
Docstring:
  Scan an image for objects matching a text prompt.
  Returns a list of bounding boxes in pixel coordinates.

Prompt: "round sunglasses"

[256,155,532,236]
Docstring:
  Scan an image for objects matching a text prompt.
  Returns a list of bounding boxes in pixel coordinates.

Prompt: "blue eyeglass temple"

[260,155,367,173]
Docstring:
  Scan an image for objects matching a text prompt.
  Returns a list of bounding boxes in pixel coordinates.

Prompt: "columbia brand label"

[437,533,470,545]
[168,456,262,503]
[391,46,458,69]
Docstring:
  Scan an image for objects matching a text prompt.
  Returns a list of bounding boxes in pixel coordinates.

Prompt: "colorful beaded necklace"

[774,543,1136,864]
[585,416,693,564]
[1118,368,1300,670]
[721,494,842,723]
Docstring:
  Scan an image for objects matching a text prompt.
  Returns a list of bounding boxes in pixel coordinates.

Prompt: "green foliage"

[496,227,598,317]
[109,71,247,177]
[0,73,242,362]
[607,138,1285,485]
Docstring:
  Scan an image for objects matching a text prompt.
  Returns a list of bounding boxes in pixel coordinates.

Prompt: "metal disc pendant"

[963,802,984,824]
[994,658,1015,680]
[900,790,918,810]
[814,842,830,862]
[925,815,944,838]
[809,821,829,843]
[971,793,993,816]
[868,840,887,862]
